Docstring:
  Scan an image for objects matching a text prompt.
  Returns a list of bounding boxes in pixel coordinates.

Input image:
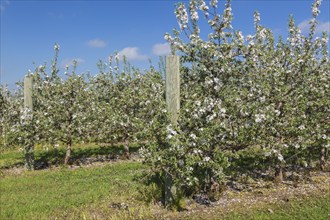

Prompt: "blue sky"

[1,0,329,88]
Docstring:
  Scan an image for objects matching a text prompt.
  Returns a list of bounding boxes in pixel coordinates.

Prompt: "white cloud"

[298,20,310,33]
[86,39,107,48]
[118,47,148,61]
[152,43,171,56]
[316,21,330,34]
[60,58,85,68]
[298,19,330,34]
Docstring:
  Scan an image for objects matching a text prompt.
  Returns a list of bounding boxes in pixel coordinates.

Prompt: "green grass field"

[1,161,147,219]
[1,145,329,220]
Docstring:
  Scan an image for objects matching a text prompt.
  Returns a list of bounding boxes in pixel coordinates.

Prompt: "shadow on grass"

[35,143,141,169]
[2,143,142,170]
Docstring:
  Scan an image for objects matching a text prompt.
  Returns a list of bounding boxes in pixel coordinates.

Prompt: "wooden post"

[24,76,33,111]
[24,76,34,170]
[166,55,180,125]
[2,86,7,148]
[165,55,180,207]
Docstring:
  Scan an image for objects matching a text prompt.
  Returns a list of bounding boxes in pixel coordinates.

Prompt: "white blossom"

[274,110,281,116]
[191,11,199,21]
[255,113,266,123]
[220,108,226,115]
[190,133,197,140]
[259,96,266,103]
[265,151,272,157]
[246,34,254,41]
[298,125,306,130]
[259,28,267,39]
[203,156,211,162]
[54,43,60,50]
[176,3,189,30]
[210,0,218,8]
[312,0,321,17]
[278,154,284,162]
[254,11,260,26]
[199,1,209,11]
[237,31,244,43]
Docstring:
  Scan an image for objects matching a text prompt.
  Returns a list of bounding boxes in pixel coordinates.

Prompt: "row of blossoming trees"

[1,50,166,168]
[0,0,329,207]
[141,0,329,205]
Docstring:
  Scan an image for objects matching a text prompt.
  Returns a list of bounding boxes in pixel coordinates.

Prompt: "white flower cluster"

[189,0,199,21]
[203,156,211,162]
[222,4,233,29]
[254,11,260,26]
[166,124,177,139]
[54,43,60,51]
[210,0,218,8]
[255,113,266,123]
[20,107,33,124]
[199,0,209,12]
[175,3,189,30]
[312,0,322,17]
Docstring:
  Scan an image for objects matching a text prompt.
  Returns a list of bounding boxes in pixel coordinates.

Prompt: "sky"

[1,0,329,88]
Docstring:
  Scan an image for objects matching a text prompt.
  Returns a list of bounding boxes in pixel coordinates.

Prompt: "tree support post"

[165,55,180,207]
[24,76,34,170]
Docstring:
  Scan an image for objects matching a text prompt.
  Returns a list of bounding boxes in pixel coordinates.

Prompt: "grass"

[224,194,330,220]
[0,150,25,168]
[1,161,146,219]
[1,144,329,219]
[0,142,141,169]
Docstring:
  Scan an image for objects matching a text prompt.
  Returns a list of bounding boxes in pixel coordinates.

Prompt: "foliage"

[1,47,165,165]
[141,0,329,207]
[0,86,23,151]
[87,57,165,145]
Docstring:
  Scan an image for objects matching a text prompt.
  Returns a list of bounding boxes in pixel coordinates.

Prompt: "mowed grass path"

[1,162,329,220]
[0,161,146,219]
[1,144,329,220]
